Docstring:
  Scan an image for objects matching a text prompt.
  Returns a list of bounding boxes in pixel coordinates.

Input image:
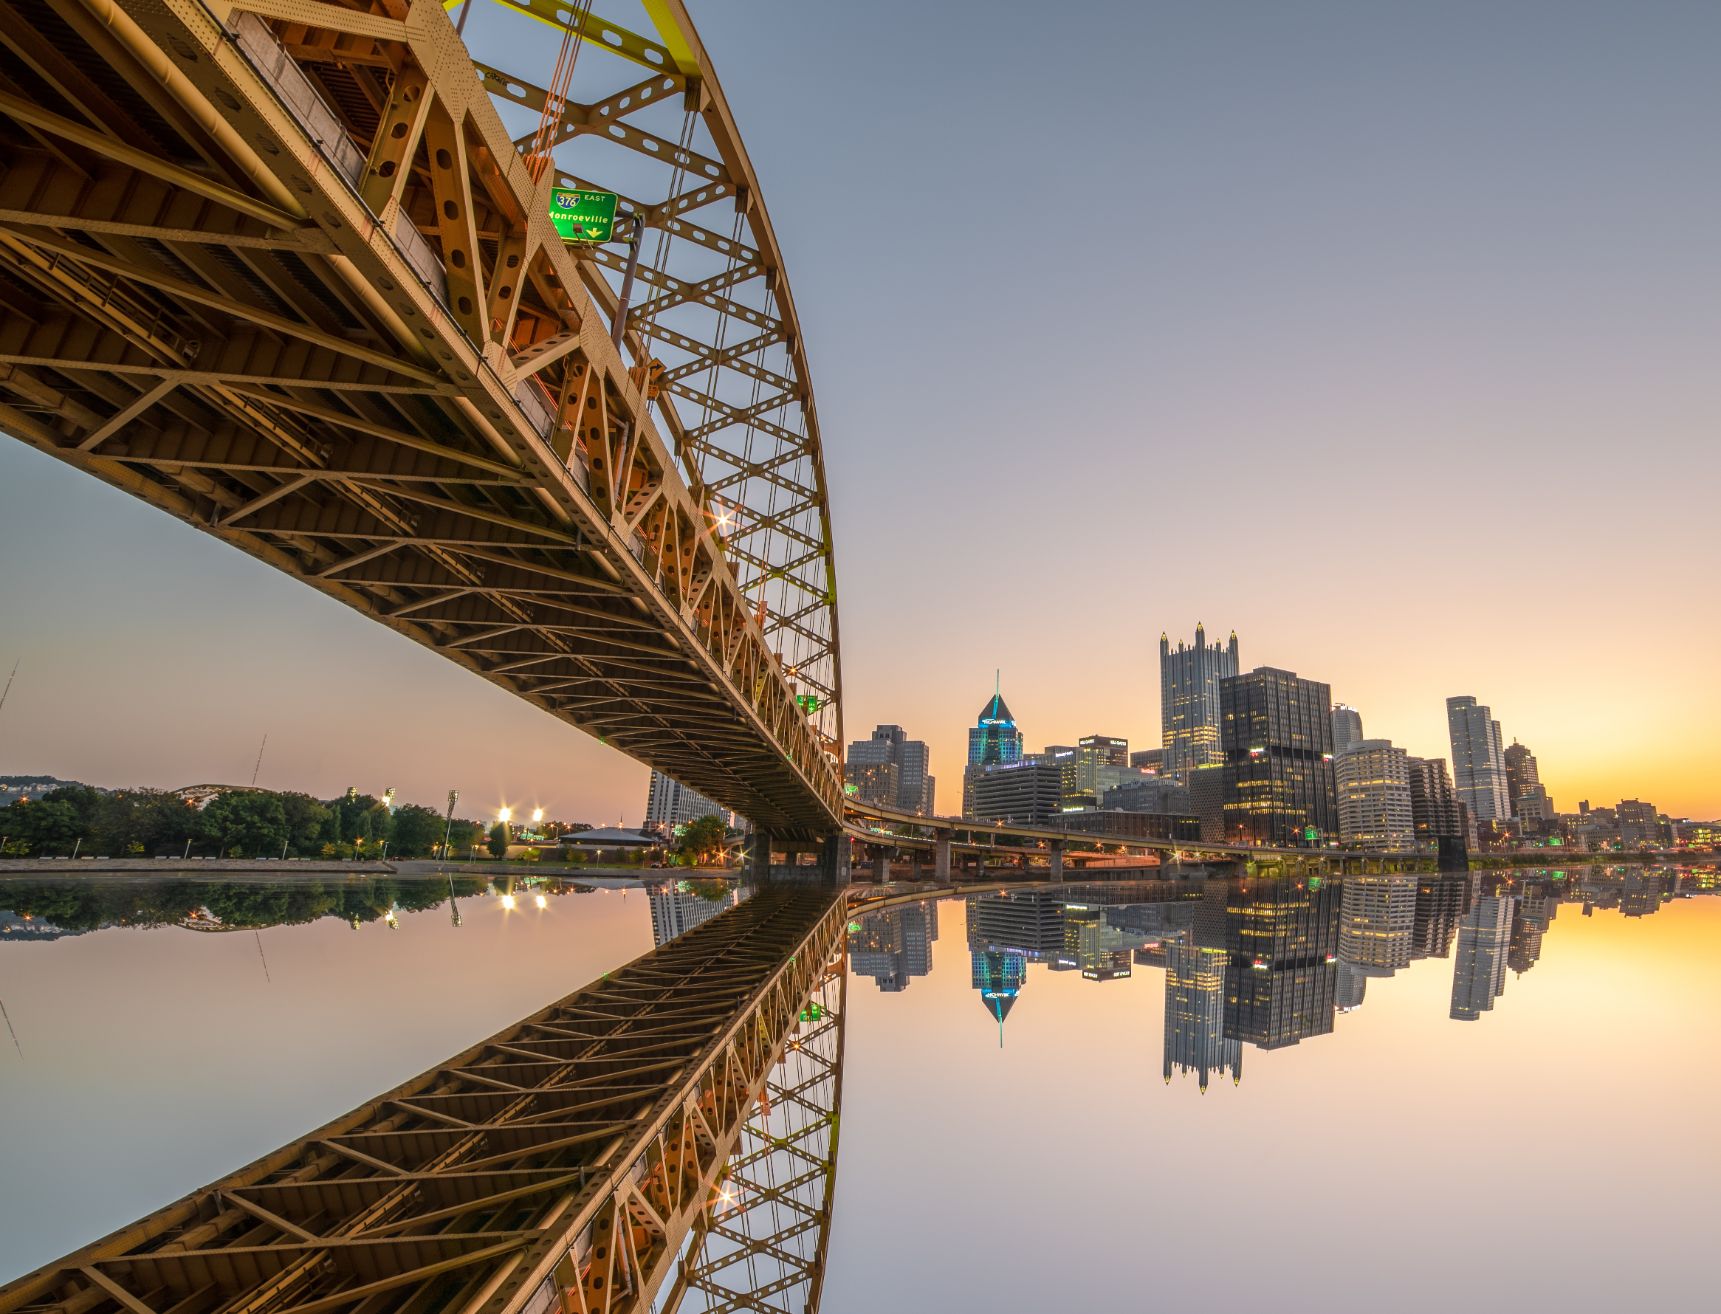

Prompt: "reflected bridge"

[0,885,848,1314]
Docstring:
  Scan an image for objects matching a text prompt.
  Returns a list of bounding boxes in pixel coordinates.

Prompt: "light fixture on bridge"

[534,893,548,910]
[531,807,544,824]
[501,893,517,912]
[498,806,512,824]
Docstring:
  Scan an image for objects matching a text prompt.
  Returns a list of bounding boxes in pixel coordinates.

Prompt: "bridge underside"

[0,885,847,1314]
[0,0,843,837]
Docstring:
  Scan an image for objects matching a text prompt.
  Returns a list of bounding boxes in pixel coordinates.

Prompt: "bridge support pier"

[747,833,850,883]
[872,853,891,882]
[1050,844,1065,881]
[935,837,951,883]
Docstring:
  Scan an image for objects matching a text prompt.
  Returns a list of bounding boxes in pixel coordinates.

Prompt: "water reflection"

[847,865,1717,1081]
[0,873,740,943]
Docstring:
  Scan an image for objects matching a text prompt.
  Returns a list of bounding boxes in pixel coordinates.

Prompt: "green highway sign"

[795,693,822,715]
[549,188,618,242]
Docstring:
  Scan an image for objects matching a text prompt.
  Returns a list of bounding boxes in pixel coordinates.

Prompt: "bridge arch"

[0,0,844,834]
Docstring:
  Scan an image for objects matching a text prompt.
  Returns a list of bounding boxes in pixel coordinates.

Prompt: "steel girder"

[0,0,843,836]
[0,885,848,1314]
[657,943,844,1314]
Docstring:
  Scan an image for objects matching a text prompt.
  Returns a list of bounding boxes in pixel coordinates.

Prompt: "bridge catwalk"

[0,884,847,1314]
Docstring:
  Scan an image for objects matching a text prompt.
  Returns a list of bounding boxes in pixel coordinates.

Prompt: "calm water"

[1,867,1716,1312]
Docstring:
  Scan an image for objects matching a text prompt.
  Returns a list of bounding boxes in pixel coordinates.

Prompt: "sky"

[2,0,1718,821]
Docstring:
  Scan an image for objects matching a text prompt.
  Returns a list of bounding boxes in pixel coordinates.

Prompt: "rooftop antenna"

[0,658,18,723]
[250,734,267,788]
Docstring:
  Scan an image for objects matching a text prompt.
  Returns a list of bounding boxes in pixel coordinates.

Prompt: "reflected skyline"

[846,865,1718,1083]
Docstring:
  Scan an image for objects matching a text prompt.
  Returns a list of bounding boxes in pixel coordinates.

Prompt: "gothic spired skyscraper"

[1159,624,1239,781]
[1446,696,1510,824]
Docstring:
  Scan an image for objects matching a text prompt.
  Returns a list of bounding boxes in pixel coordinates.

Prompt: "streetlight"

[531,807,544,825]
[442,789,460,863]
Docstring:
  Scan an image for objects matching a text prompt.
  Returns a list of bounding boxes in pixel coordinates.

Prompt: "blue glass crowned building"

[962,683,1024,817]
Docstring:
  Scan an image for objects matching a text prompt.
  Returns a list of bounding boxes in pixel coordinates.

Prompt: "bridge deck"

[0,884,846,1314]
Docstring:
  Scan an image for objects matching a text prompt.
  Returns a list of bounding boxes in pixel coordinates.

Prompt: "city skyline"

[3,0,1719,822]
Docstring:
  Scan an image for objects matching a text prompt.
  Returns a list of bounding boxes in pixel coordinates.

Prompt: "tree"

[202,791,289,858]
[278,793,332,857]
[486,821,509,859]
[389,804,443,857]
[672,815,728,867]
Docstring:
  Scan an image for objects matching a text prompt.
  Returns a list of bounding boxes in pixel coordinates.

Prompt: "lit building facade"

[1074,734,1129,805]
[1337,873,1417,976]
[1219,666,1338,847]
[1446,696,1510,823]
[1159,624,1240,781]
[1616,798,1666,848]
[845,723,935,815]
[1333,739,1414,850]
[1215,878,1341,1050]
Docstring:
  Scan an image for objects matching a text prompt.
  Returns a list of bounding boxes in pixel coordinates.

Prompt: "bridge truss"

[0,884,849,1314]
[0,0,843,835]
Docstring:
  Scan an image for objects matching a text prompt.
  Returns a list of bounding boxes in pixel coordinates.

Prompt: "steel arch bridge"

[0,0,843,837]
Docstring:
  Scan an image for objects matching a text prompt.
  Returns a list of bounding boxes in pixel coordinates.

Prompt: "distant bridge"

[841,800,1434,878]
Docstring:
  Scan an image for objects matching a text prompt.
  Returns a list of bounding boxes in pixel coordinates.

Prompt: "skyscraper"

[848,901,939,992]
[1406,756,1463,842]
[962,680,1024,817]
[1333,739,1414,850]
[845,723,935,815]
[1070,734,1129,807]
[1337,873,1417,975]
[1216,877,1341,1050]
[644,771,730,831]
[969,761,1063,826]
[1219,667,1338,846]
[1163,941,1243,1090]
[648,885,735,947]
[1450,891,1514,1021]
[1159,624,1240,780]
[1446,696,1510,824]
[1331,704,1364,755]
[971,948,1027,1044]
[1411,872,1471,959]
[1502,740,1540,816]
